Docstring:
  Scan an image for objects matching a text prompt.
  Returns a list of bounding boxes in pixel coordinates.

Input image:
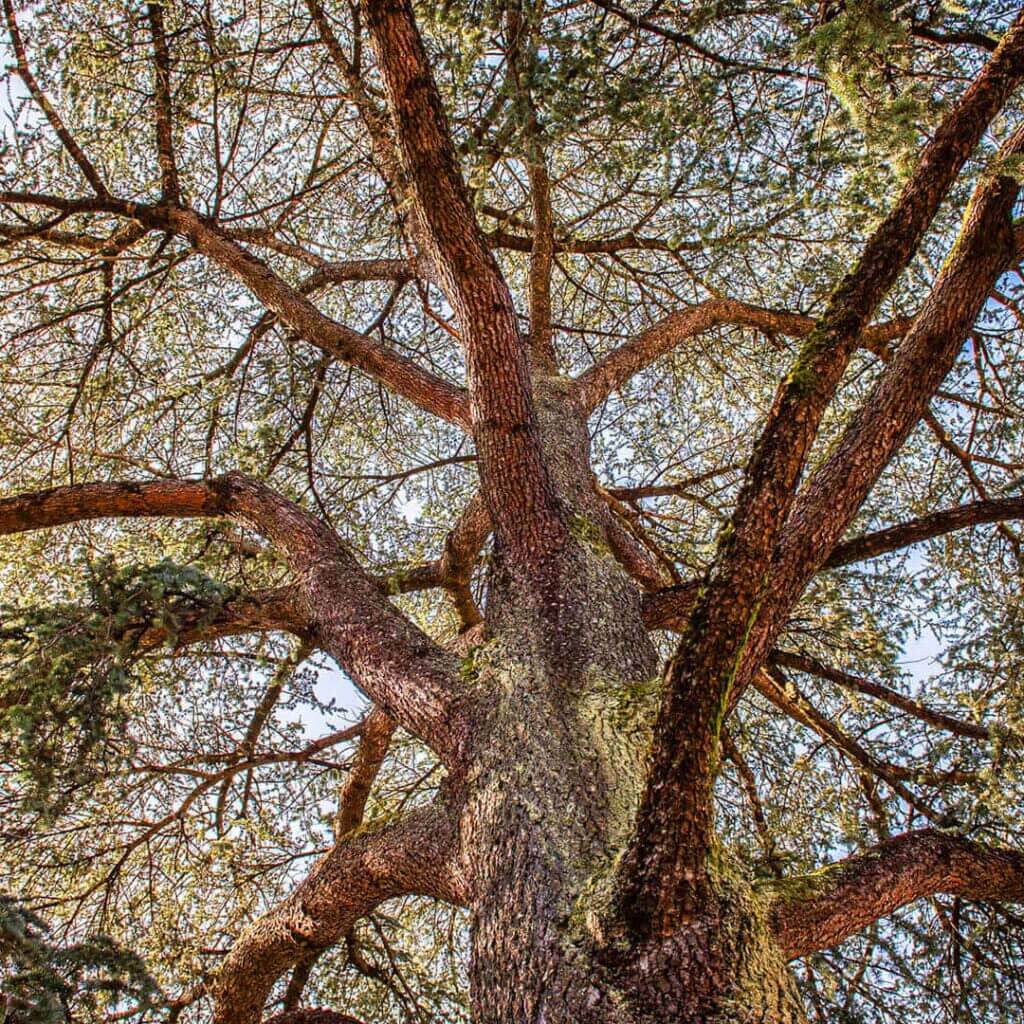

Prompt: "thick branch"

[575,301,910,412]
[0,477,226,533]
[772,829,1024,961]
[505,2,557,371]
[640,581,701,632]
[743,129,1024,689]
[826,495,1024,568]
[383,490,489,627]
[362,0,568,570]
[620,17,1024,933]
[211,804,466,1024]
[597,485,674,591]
[0,475,470,763]
[526,157,556,370]
[333,706,396,837]
[305,0,440,285]
[156,585,308,649]
[270,705,395,1015]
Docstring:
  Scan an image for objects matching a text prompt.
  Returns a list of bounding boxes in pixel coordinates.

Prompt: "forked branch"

[0,474,470,763]
[619,16,1024,938]
[384,490,490,628]
[749,127,1024,686]
[362,0,568,571]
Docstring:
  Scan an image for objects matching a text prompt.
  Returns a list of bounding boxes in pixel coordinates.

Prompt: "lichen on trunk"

[455,378,806,1021]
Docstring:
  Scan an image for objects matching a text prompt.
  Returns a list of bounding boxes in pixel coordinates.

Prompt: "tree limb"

[145,2,180,203]
[771,651,991,742]
[640,580,701,632]
[745,126,1024,690]
[162,207,470,427]
[333,706,396,838]
[210,803,467,1024]
[3,0,110,197]
[305,0,441,285]
[0,474,471,764]
[0,190,469,426]
[772,829,1024,961]
[825,495,1024,568]
[268,705,397,1014]
[156,585,309,649]
[382,490,489,627]
[574,301,910,412]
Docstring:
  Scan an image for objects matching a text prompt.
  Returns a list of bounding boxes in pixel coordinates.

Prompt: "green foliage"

[2,0,1024,1020]
[804,2,936,180]
[0,896,159,1023]
[0,558,234,814]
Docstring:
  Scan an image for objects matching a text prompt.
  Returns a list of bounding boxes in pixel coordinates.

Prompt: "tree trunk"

[460,629,809,1020]
[456,375,808,1024]
[460,617,807,1023]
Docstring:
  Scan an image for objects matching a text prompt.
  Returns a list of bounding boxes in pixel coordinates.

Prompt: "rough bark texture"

[772,830,1024,961]
[616,14,1024,941]
[210,803,467,1024]
[8,3,1024,1022]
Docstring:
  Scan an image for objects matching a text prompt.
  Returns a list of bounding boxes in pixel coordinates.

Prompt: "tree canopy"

[2,1,1024,1021]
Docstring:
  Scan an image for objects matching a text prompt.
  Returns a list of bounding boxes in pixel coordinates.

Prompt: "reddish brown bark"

[617,18,1024,941]
[574,301,911,412]
[825,495,1024,568]
[210,803,467,1024]
[332,707,396,838]
[6,4,1024,1022]
[162,208,471,428]
[773,830,1024,961]
[738,129,1024,700]
[362,0,570,576]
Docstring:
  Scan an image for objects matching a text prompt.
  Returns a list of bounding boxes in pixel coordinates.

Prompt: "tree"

[2,0,1024,1020]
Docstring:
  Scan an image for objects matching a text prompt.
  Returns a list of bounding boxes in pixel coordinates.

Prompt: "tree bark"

[445,372,809,1024]
[9,5,1024,1022]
